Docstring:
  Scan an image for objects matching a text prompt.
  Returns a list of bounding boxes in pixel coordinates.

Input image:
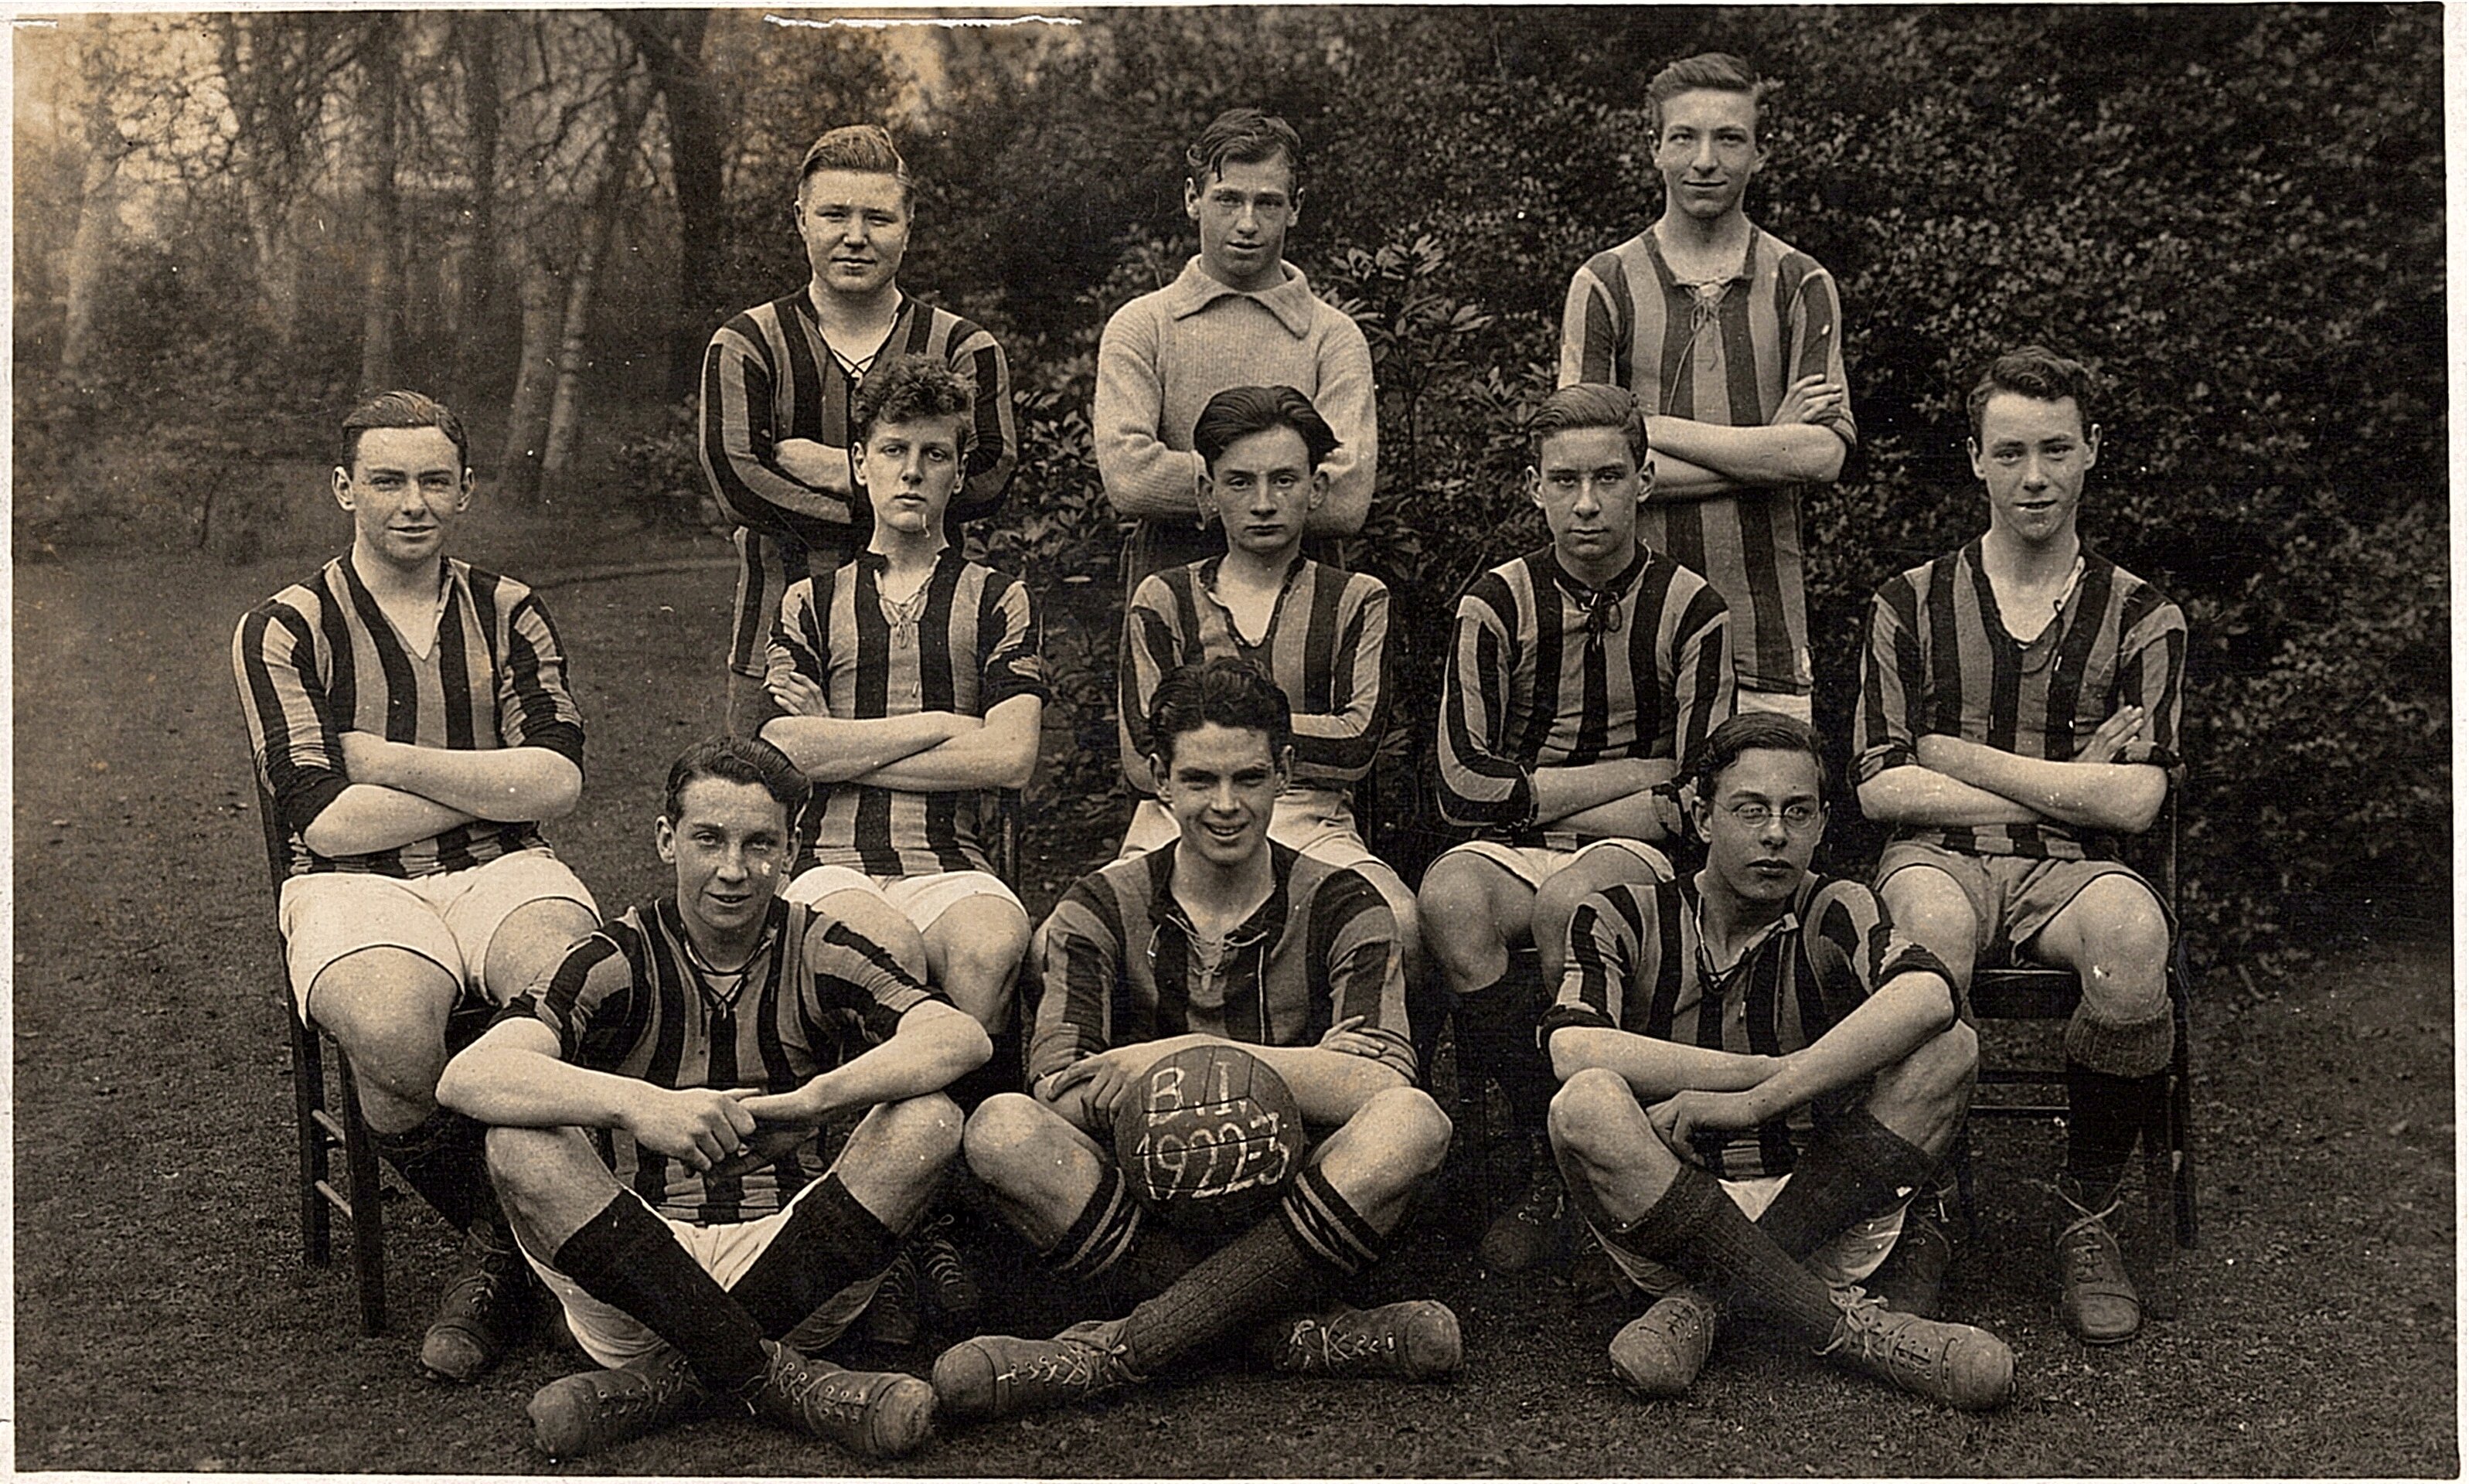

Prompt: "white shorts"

[1118,791,1419,939]
[521,1183,890,1369]
[1593,1173,1908,1298]
[1432,836,1675,893]
[783,865,1023,934]
[280,849,598,1019]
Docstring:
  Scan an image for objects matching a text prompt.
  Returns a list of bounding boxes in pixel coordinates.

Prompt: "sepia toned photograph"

[11,4,2452,1475]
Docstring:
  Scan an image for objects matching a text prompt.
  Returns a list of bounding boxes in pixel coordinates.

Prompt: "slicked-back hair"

[1646,52,1774,140]
[1967,345,2102,444]
[342,390,469,474]
[797,123,912,205]
[663,734,811,824]
[1692,711,1829,802]
[1184,107,1303,191]
[1530,383,1651,468]
[1147,655,1292,770]
[1191,385,1340,473]
[853,356,976,454]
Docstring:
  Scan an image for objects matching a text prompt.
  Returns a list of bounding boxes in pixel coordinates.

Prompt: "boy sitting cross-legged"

[931,658,1462,1424]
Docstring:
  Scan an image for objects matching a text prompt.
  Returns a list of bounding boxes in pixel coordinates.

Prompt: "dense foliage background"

[14,5,2447,964]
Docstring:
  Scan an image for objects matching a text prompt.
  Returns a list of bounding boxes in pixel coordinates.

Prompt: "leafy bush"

[15,229,345,559]
[604,397,724,536]
[911,4,2444,961]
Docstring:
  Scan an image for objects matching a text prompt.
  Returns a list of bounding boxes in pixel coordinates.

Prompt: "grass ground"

[12,495,2457,1475]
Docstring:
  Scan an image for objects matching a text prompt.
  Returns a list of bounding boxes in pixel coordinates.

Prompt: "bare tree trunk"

[620,10,722,400]
[356,22,403,393]
[451,11,502,400]
[499,250,561,502]
[59,19,128,390]
[540,73,655,489]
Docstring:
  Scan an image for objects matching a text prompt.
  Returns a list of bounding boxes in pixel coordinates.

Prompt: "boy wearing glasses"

[1542,713,2009,1411]
[1418,383,1733,1273]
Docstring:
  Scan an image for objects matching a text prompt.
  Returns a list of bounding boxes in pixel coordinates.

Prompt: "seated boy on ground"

[930,658,1460,1424]
[437,737,992,1459]
[1543,712,2013,1411]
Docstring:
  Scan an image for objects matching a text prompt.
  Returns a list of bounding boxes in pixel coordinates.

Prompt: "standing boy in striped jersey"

[1544,713,2011,1411]
[930,659,1459,1423]
[1559,53,1854,720]
[438,736,990,1459]
[702,124,1017,736]
[1117,386,1417,978]
[233,390,601,1382]
[1418,383,1734,1275]
[1855,346,2186,1346]
[1097,108,1376,593]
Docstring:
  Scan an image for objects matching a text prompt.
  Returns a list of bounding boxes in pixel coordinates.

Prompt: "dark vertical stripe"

[1148,924,1189,1042]
[777,294,829,444]
[341,571,423,745]
[1302,567,1342,714]
[917,560,959,710]
[315,567,359,728]
[851,562,894,864]
[1513,561,1565,766]
[1661,500,1708,587]
[1718,281,1760,423]
[1735,487,1787,684]
[1573,599,1611,764]
[1923,555,1966,737]
[1643,881,1687,1040]
[2045,560,2113,759]
[435,586,477,751]
[1970,553,2023,756]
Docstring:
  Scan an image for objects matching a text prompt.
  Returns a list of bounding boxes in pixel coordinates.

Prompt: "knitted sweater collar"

[1163,256,1320,338]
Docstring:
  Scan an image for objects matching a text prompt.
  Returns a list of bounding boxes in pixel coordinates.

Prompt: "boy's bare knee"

[1548,1067,1633,1156]
[880,1092,966,1161]
[962,1092,1063,1180]
[1367,1086,1453,1175]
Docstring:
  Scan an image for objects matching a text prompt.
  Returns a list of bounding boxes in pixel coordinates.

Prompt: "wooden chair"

[257,784,389,1334]
[1956,783,2199,1251]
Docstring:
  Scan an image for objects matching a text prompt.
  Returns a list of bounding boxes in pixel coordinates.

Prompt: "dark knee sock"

[725,1173,903,1339]
[552,1194,769,1398]
[1604,1164,1842,1348]
[2063,1063,2169,1197]
[1044,1164,1197,1300]
[1119,1166,1384,1376]
[1756,1110,1940,1262]
[373,1106,504,1241]
[1457,967,1555,1133]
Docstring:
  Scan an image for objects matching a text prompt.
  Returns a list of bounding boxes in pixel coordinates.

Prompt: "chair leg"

[2168,971,2198,1248]
[291,1010,332,1268]
[335,1058,389,1336]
